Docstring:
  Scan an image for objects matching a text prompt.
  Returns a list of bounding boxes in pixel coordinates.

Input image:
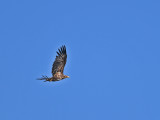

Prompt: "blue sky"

[0,0,160,120]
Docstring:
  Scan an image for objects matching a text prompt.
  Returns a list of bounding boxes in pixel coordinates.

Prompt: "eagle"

[38,45,69,82]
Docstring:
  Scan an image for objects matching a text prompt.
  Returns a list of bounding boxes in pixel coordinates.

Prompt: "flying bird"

[38,45,69,82]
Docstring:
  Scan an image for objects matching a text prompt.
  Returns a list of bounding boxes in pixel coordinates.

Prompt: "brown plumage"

[38,45,69,82]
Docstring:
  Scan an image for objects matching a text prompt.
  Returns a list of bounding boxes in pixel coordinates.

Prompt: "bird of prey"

[38,45,69,82]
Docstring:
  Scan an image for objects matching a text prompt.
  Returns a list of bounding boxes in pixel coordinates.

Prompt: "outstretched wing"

[52,45,67,76]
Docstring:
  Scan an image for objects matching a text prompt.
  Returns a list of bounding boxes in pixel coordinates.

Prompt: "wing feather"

[52,45,67,76]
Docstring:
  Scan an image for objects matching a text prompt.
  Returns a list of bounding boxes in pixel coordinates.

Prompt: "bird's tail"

[37,75,53,82]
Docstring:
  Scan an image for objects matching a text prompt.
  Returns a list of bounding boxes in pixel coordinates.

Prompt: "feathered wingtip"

[56,45,66,56]
[37,75,52,82]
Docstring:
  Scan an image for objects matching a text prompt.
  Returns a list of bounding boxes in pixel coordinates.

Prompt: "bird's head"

[63,75,70,79]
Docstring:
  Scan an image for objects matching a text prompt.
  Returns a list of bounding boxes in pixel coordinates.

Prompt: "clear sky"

[0,0,160,120]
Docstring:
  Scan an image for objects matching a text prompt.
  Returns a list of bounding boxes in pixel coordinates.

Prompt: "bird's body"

[38,45,69,82]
